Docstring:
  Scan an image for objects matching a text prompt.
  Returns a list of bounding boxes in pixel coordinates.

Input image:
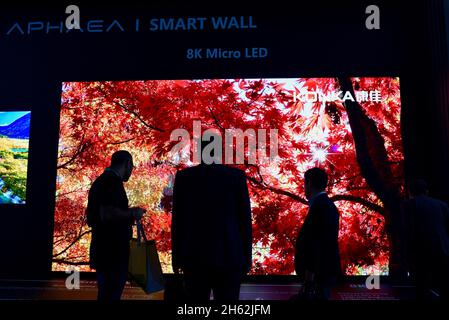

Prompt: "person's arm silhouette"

[237,170,252,274]
[443,203,449,237]
[172,170,184,274]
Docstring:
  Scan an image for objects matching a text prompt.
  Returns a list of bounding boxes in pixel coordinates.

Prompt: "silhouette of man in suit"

[171,135,252,301]
[86,150,146,301]
[403,179,449,299]
[294,167,341,300]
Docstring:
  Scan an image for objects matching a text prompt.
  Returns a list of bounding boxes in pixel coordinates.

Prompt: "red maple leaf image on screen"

[52,77,403,275]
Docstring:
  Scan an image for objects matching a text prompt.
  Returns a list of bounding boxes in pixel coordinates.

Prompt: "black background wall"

[0,1,447,279]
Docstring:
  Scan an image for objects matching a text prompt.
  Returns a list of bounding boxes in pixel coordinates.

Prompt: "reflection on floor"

[0,279,416,300]
[0,279,161,300]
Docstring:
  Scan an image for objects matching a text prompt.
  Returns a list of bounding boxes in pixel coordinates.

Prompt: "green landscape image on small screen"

[0,111,31,204]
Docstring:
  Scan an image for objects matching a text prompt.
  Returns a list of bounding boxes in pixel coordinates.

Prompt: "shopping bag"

[128,222,165,293]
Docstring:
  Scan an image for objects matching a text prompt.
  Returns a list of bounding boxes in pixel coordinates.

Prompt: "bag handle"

[136,220,148,244]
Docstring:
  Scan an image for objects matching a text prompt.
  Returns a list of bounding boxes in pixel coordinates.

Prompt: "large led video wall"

[52,78,402,275]
[0,111,31,205]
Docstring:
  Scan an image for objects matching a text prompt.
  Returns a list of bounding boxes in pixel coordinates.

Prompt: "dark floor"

[0,279,416,300]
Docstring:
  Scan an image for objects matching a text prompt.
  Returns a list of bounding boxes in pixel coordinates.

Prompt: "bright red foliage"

[52,78,403,275]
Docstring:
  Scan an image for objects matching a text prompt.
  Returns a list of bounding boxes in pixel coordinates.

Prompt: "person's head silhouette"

[409,179,428,198]
[110,150,134,182]
[304,167,328,200]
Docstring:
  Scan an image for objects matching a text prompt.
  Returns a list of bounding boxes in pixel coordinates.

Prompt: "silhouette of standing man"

[294,167,341,300]
[87,150,146,301]
[171,137,252,301]
[403,179,449,299]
